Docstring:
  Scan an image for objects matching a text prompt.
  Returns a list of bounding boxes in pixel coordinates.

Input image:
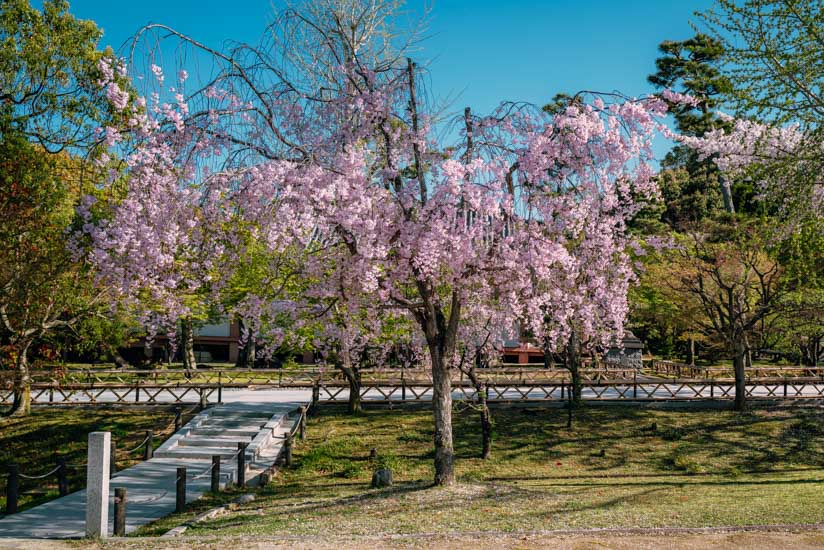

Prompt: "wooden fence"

[2,366,823,405]
[647,360,824,379]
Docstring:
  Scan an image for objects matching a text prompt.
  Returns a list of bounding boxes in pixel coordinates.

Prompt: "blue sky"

[66,0,714,116]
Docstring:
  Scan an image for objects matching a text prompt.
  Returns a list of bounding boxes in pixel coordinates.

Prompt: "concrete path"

[0,401,305,539]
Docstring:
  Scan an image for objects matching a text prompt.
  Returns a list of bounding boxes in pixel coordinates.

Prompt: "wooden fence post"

[174,407,182,432]
[114,487,127,536]
[57,459,69,496]
[210,455,220,493]
[110,440,117,476]
[237,442,247,488]
[311,382,319,410]
[175,467,186,513]
[284,433,293,467]
[145,430,154,460]
[218,371,223,403]
[5,464,18,514]
[298,406,306,440]
[401,369,406,401]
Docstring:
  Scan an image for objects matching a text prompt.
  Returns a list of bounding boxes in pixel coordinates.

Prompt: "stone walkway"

[0,401,305,539]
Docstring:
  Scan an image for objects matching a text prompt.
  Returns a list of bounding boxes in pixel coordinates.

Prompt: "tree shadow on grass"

[196,480,433,532]
[448,406,824,475]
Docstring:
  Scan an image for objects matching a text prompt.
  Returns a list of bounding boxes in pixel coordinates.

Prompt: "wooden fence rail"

[2,376,823,406]
[647,360,824,379]
[0,366,642,390]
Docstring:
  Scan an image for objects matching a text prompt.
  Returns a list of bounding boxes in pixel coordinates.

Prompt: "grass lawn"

[0,406,197,513]
[136,403,824,538]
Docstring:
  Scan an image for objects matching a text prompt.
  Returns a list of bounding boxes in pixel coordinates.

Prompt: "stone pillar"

[86,431,111,538]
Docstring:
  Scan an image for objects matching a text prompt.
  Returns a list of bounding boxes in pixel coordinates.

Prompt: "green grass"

[136,403,824,537]
[0,406,196,513]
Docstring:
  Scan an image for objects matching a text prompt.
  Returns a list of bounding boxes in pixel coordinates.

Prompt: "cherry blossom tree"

[84,1,671,485]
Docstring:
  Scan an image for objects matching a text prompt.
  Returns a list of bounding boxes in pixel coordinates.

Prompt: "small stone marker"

[371,468,393,488]
[235,494,255,505]
[86,431,111,538]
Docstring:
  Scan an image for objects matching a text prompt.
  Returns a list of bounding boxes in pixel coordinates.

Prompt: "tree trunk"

[109,345,131,369]
[430,348,454,485]
[720,175,735,214]
[478,382,491,459]
[340,362,362,414]
[733,337,747,411]
[800,336,821,368]
[236,320,256,369]
[336,335,362,414]
[465,362,492,460]
[180,317,197,372]
[7,342,32,417]
[686,337,695,366]
[565,331,582,405]
[543,338,555,369]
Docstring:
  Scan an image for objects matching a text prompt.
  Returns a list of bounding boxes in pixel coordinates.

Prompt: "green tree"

[648,33,737,222]
[699,0,823,219]
[0,135,104,414]
[0,0,116,152]
[700,0,823,128]
[0,0,118,415]
[666,222,786,410]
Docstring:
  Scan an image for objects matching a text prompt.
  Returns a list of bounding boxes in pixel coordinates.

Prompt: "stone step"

[189,428,259,437]
[198,420,268,430]
[209,407,271,418]
[154,446,246,460]
[177,437,249,448]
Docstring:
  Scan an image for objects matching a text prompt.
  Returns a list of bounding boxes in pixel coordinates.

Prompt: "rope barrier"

[191,461,218,480]
[128,491,168,504]
[270,409,305,440]
[18,464,62,480]
[189,446,241,480]
[121,433,151,454]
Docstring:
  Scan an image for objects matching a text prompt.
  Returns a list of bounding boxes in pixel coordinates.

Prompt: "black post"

[284,433,293,467]
[145,430,154,460]
[311,382,319,410]
[633,370,638,399]
[218,371,223,403]
[110,440,117,475]
[57,459,69,496]
[237,443,247,488]
[174,407,182,432]
[567,383,573,429]
[6,464,18,514]
[401,368,406,401]
[114,487,127,536]
[210,455,221,493]
[298,406,306,440]
[175,467,186,513]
